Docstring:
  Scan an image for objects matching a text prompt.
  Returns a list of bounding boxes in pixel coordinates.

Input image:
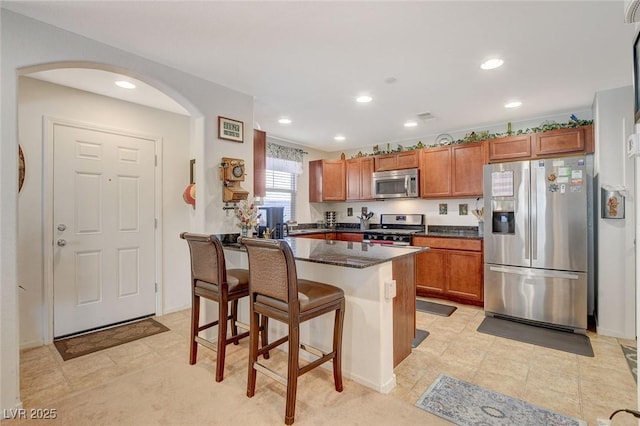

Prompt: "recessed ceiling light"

[115,80,136,89]
[278,118,292,124]
[334,135,346,141]
[356,95,372,103]
[504,100,522,109]
[480,58,504,70]
[404,121,418,127]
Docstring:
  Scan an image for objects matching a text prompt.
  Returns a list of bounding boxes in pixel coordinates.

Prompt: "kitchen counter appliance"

[372,168,419,199]
[363,214,425,246]
[257,206,285,238]
[483,155,594,333]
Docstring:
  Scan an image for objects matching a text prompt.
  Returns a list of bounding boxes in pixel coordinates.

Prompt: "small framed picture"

[218,116,244,143]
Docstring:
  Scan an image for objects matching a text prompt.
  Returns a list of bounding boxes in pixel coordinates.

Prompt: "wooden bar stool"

[180,232,268,382]
[239,237,345,425]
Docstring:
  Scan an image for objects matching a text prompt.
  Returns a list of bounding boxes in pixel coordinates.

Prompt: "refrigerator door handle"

[524,166,530,260]
[531,166,541,261]
[489,266,580,280]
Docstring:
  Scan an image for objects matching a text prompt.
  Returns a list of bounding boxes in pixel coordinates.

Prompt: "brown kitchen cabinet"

[534,125,593,157]
[374,151,419,172]
[309,159,346,202]
[488,125,594,163]
[419,142,483,198]
[487,134,532,163]
[346,157,374,201]
[413,236,483,306]
[293,232,335,240]
[335,232,364,242]
[253,129,266,198]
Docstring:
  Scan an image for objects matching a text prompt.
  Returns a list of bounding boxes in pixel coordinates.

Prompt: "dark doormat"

[54,318,169,361]
[477,316,594,357]
[412,329,430,348]
[416,300,457,317]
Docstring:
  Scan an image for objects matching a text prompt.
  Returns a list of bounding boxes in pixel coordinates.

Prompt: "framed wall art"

[218,116,244,143]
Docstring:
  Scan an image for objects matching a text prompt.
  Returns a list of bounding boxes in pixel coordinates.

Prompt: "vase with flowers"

[235,199,261,237]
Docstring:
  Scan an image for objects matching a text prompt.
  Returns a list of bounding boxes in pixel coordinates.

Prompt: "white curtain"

[266,142,304,175]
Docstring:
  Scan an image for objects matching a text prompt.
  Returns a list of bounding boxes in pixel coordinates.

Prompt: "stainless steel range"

[363,214,425,246]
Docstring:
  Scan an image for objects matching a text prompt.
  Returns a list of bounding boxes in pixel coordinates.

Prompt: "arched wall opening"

[16,61,202,347]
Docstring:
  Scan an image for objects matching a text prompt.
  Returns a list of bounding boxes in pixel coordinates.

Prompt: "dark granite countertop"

[223,237,427,269]
[287,228,368,236]
[414,225,483,240]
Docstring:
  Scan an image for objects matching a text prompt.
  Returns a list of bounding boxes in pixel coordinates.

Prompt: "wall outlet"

[384,280,396,299]
[596,419,611,426]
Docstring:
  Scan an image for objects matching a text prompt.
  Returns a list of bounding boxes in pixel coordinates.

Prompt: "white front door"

[53,123,156,337]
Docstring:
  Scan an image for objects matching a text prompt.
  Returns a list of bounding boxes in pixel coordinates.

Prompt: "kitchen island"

[223,237,427,393]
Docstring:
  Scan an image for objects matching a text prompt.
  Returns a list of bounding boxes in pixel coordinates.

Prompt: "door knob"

[57,239,67,247]
[57,224,67,231]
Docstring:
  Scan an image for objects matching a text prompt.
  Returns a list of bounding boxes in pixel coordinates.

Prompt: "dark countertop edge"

[222,241,428,269]
[288,228,369,236]
[298,248,426,269]
[413,232,483,240]
[289,229,483,240]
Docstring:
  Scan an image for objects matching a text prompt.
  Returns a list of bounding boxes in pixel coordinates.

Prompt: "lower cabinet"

[335,232,363,242]
[293,232,335,240]
[292,232,363,242]
[413,236,483,306]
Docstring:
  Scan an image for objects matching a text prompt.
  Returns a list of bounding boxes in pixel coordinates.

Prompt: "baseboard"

[595,325,636,339]
[162,304,190,315]
[20,339,44,350]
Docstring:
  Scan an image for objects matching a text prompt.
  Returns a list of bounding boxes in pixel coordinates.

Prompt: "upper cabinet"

[488,125,593,163]
[374,151,419,172]
[451,143,484,196]
[420,146,451,197]
[346,157,374,201]
[253,129,266,197]
[309,159,346,202]
[487,134,532,163]
[534,125,593,157]
[420,142,484,198]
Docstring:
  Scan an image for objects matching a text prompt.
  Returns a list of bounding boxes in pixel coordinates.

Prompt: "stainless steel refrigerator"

[483,155,594,332]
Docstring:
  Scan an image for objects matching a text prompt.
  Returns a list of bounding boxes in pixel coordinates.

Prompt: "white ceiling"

[3,1,636,151]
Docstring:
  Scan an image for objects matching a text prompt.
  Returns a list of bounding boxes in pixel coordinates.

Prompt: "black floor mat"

[412,329,430,348]
[416,300,457,317]
[477,316,594,357]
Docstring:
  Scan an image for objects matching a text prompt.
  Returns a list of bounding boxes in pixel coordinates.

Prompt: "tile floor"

[16,299,638,425]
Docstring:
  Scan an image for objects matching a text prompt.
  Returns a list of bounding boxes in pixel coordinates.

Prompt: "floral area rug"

[416,374,586,426]
[621,344,637,383]
[54,318,169,361]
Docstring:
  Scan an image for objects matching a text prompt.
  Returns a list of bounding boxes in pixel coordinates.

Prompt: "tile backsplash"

[312,197,483,227]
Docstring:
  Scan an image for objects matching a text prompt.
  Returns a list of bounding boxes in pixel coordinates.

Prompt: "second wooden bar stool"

[239,237,345,425]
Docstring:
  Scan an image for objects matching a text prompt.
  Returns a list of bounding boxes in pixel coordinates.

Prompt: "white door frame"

[42,116,163,344]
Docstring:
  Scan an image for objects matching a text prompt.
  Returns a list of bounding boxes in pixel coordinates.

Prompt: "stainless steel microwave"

[372,168,419,199]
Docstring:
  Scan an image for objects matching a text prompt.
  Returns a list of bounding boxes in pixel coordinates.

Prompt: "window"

[264,142,305,222]
[264,169,296,222]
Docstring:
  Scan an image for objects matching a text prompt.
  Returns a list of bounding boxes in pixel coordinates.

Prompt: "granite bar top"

[287,227,369,236]
[223,236,427,269]
[287,222,378,236]
[414,225,483,240]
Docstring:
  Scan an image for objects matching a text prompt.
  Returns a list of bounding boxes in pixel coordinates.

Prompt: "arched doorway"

[17,63,198,345]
